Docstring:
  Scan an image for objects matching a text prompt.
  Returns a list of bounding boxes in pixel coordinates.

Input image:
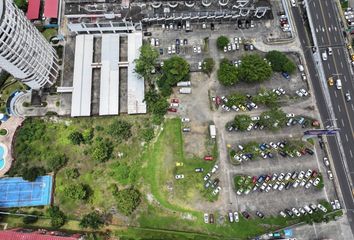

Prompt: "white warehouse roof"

[71,35,93,117]
[127,32,146,114]
[99,35,120,115]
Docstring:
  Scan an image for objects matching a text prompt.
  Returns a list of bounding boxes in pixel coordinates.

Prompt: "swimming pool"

[0,145,5,170]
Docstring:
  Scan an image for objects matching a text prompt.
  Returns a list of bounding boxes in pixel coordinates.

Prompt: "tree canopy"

[202,58,215,76]
[237,54,273,83]
[91,139,113,162]
[265,50,296,74]
[80,212,104,229]
[233,115,252,131]
[22,166,46,182]
[47,206,66,228]
[216,36,230,50]
[115,187,141,215]
[259,108,287,130]
[157,56,189,96]
[48,154,68,172]
[135,43,159,84]
[107,120,132,141]
[64,183,89,200]
[217,59,238,86]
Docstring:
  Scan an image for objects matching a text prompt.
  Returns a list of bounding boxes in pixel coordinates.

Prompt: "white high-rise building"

[0,0,59,89]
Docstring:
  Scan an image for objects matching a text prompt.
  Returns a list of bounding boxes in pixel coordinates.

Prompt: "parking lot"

[149,9,340,224]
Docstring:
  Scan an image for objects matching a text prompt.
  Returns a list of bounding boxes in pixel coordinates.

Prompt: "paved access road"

[291,0,354,236]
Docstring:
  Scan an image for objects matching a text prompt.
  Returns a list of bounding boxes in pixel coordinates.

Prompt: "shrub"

[141,127,155,142]
[82,128,94,143]
[79,212,104,229]
[0,129,7,135]
[68,131,84,145]
[64,183,89,200]
[22,166,46,182]
[91,139,113,162]
[202,58,215,76]
[22,215,38,224]
[47,206,66,228]
[48,154,68,172]
[216,36,230,50]
[115,187,141,215]
[107,120,132,142]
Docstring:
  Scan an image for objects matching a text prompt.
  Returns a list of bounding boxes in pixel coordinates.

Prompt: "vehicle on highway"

[290,0,296,7]
[336,79,342,90]
[328,77,334,86]
[322,51,328,61]
[327,47,333,55]
[345,92,351,101]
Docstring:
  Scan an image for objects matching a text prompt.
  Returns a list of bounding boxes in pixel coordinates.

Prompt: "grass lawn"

[42,28,57,41]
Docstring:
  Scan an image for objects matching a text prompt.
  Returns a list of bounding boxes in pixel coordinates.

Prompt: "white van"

[322,51,328,61]
[298,64,304,72]
[336,79,342,90]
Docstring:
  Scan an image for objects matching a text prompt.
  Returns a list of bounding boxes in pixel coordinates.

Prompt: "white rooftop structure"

[99,35,120,115]
[127,32,146,114]
[71,35,93,117]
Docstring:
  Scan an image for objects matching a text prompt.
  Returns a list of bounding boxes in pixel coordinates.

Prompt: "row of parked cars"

[279,200,340,218]
[219,95,258,112]
[232,140,314,163]
[235,169,321,196]
[203,164,221,195]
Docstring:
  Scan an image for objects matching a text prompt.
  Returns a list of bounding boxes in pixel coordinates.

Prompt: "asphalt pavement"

[291,0,354,236]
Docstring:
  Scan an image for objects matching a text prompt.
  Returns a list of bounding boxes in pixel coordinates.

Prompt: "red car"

[171,98,179,103]
[311,170,318,178]
[252,176,257,184]
[204,156,213,161]
[168,108,177,112]
[215,96,221,105]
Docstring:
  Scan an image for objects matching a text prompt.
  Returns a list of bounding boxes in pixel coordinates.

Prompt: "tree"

[80,212,104,229]
[115,187,141,215]
[82,128,94,144]
[217,59,238,86]
[237,54,272,83]
[216,36,230,50]
[265,50,296,74]
[22,167,46,182]
[64,168,80,179]
[202,58,215,76]
[135,43,159,84]
[48,154,68,172]
[141,128,155,142]
[14,0,28,11]
[107,120,132,141]
[259,108,287,130]
[68,131,84,145]
[64,183,89,200]
[158,56,189,96]
[233,115,252,131]
[91,139,113,162]
[47,206,66,228]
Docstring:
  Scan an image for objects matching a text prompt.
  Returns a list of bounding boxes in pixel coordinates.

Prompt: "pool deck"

[0,116,24,177]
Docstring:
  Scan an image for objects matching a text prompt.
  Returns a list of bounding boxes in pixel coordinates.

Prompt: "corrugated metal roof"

[71,35,93,117]
[127,32,146,114]
[99,35,120,115]
[0,229,81,240]
[26,0,40,20]
[44,0,58,18]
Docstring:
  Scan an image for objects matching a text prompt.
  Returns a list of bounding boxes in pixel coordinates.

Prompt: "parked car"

[304,205,313,214]
[327,170,334,180]
[228,211,234,222]
[256,211,264,219]
[318,204,327,213]
[279,211,287,218]
[281,72,290,79]
[242,211,251,219]
[292,208,301,217]
[195,168,204,172]
[175,174,184,180]
[204,156,213,161]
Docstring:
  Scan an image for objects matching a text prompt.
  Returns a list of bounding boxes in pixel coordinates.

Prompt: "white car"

[247,123,254,131]
[313,178,321,186]
[198,62,202,70]
[273,89,281,96]
[175,174,184,180]
[273,182,280,190]
[328,47,333,55]
[223,46,227,52]
[278,182,285,191]
[296,90,304,97]
[228,212,234,222]
[304,205,313,214]
[197,46,201,53]
[250,102,258,109]
[231,105,240,111]
[277,173,285,181]
[293,179,300,188]
[170,103,179,108]
[305,179,313,189]
[203,173,211,181]
[305,169,312,179]
[211,164,219,173]
[334,199,341,209]
[265,184,272,192]
[322,51,328,61]
[278,87,286,95]
[238,145,244,151]
[168,46,172,54]
[181,118,190,122]
[318,204,327,213]
[299,208,306,215]
[300,88,309,96]
[279,211,287,218]
[155,38,160,46]
[234,37,239,43]
[270,142,278,149]
[300,179,307,187]
[204,213,209,223]
[193,46,197,53]
[251,116,260,121]
[227,44,232,51]
[221,105,230,111]
[298,171,305,180]
[292,208,301,217]
[212,186,221,195]
[286,113,295,118]
[234,212,239,222]
[221,96,228,102]
[290,0,296,7]
[327,170,334,180]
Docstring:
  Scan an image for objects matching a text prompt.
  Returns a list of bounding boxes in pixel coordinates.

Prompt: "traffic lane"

[308,0,329,46]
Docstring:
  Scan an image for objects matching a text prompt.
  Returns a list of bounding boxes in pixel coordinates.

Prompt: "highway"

[291,0,354,234]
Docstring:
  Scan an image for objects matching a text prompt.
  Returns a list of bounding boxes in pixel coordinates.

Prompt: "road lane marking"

[337,49,341,56]
[341,119,345,127]
[334,36,337,42]
[345,134,349,142]
[325,1,328,7]
[350,150,353,158]
[316,13,319,20]
[321,36,324,43]
[340,61,344,69]
[338,105,341,112]
[344,77,347,82]
[327,63,331,70]
[334,91,338,98]
[313,1,316,7]
[352,104,354,111]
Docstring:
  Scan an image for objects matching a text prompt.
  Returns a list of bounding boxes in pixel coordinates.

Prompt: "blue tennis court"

[0,176,53,208]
